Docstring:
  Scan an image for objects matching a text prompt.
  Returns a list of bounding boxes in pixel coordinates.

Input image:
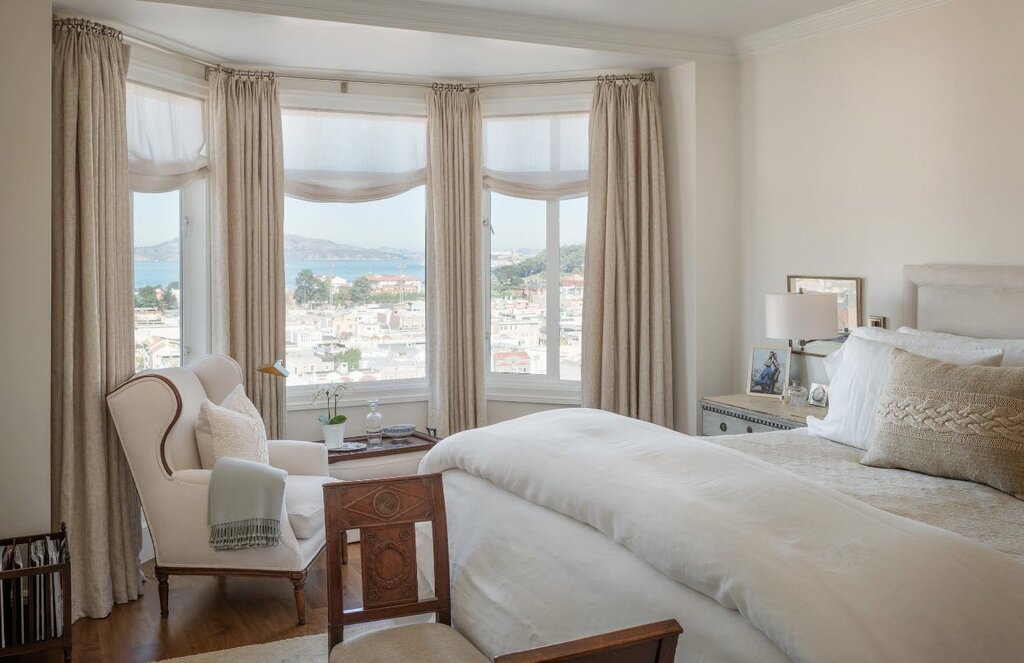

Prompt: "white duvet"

[421,408,1024,663]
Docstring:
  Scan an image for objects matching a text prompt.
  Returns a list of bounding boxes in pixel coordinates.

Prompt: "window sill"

[485,375,581,406]
[286,377,581,410]
[287,379,428,411]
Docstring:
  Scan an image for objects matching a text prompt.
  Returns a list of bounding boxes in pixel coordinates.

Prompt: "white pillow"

[195,384,269,469]
[806,336,1003,450]
[896,326,1024,367]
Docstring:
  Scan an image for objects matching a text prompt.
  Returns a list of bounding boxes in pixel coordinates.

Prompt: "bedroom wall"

[0,0,52,537]
[660,60,743,434]
[739,0,1024,383]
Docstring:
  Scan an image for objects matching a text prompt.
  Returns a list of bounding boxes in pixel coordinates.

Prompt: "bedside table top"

[322,430,440,463]
[701,394,828,426]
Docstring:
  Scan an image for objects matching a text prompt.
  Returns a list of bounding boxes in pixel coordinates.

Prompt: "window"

[133,190,183,370]
[483,113,589,388]
[281,109,428,389]
[127,82,209,370]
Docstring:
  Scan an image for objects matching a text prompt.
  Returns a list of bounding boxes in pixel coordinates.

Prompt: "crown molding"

[735,0,956,56]
[149,0,735,60]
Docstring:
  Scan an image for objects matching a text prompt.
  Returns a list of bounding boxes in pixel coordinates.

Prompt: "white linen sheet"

[420,409,1024,663]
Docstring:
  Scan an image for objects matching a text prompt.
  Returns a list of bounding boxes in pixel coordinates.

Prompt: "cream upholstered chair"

[107,355,332,625]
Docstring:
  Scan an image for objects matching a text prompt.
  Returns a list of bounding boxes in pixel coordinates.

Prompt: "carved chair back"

[323,474,450,651]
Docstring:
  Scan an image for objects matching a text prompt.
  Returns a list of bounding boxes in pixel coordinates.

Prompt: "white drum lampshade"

[765,292,838,341]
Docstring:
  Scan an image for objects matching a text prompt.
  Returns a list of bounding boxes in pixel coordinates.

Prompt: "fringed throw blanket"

[208,457,286,550]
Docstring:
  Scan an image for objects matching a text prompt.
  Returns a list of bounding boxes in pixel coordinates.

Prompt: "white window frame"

[129,54,211,368]
[482,111,588,406]
[278,95,431,409]
[483,192,584,405]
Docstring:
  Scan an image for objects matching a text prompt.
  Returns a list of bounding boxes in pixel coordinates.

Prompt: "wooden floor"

[20,544,360,663]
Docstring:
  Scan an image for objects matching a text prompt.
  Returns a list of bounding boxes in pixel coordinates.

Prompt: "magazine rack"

[0,524,71,661]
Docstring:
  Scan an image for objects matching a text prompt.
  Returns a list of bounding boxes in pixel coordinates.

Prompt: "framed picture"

[809,382,829,407]
[787,275,863,333]
[747,345,792,398]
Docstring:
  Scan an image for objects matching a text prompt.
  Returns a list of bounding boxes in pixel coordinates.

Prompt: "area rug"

[155,616,431,662]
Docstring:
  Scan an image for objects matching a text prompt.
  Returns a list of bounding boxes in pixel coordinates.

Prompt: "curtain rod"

[123,33,651,90]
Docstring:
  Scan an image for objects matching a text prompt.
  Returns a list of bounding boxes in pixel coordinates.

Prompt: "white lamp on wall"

[765,292,838,353]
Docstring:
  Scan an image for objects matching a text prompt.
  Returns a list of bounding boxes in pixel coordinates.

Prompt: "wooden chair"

[324,474,683,662]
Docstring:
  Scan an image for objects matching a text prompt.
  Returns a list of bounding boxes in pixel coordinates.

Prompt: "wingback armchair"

[107,355,332,625]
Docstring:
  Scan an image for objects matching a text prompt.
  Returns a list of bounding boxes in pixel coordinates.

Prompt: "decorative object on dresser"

[746,345,792,398]
[322,474,683,662]
[765,292,839,355]
[787,275,863,332]
[312,384,352,451]
[0,525,71,662]
[808,383,829,407]
[701,394,828,436]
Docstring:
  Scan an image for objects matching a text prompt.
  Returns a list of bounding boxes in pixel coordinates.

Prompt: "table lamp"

[765,292,838,352]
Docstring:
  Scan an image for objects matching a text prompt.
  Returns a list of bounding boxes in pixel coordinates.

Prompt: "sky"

[134,186,587,252]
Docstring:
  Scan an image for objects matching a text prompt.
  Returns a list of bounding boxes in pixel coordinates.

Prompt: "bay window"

[127,82,209,370]
[482,112,589,397]
[281,109,428,397]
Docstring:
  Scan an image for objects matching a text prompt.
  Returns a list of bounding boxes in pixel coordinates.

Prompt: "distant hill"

[134,238,179,262]
[284,234,416,261]
[133,235,422,262]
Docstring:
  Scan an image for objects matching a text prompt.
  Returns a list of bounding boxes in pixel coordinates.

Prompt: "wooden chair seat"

[328,622,489,663]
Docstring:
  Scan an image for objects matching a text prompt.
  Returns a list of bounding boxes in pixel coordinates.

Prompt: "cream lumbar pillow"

[862,348,1024,498]
[806,336,1003,450]
[196,384,269,470]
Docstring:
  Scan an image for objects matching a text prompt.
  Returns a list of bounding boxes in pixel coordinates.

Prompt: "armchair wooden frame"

[324,474,683,662]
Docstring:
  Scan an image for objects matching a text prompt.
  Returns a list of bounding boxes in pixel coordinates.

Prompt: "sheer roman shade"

[282,109,427,203]
[126,83,207,192]
[483,113,588,200]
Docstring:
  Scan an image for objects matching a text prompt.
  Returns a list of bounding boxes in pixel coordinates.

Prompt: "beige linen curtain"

[208,70,286,437]
[426,85,486,436]
[583,75,674,427]
[51,18,142,620]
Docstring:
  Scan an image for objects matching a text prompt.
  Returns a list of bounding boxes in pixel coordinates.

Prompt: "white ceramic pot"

[322,421,347,450]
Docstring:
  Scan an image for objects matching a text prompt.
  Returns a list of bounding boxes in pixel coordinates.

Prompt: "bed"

[418,265,1024,663]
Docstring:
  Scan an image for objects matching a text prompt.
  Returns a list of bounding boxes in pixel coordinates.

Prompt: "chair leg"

[155,566,169,617]
[342,531,349,565]
[290,571,307,625]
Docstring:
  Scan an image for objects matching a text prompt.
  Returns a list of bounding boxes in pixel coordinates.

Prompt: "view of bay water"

[133,258,426,289]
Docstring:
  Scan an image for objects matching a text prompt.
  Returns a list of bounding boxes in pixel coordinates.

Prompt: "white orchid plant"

[311,383,353,426]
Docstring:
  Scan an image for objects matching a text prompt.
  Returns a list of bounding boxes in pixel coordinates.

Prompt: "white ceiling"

[53,0,868,78]
[54,0,681,77]
[401,0,858,41]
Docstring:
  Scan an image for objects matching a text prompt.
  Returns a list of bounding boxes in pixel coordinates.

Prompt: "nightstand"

[700,394,828,436]
[326,431,440,482]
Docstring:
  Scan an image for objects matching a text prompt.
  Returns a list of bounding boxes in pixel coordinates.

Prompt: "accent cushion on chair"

[285,475,335,539]
[196,384,270,469]
[329,624,490,663]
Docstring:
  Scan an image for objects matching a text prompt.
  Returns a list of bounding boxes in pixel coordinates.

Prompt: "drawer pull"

[746,426,753,434]
[719,422,728,432]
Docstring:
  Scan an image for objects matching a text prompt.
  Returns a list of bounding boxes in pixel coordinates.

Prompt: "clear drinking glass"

[365,400,384,447]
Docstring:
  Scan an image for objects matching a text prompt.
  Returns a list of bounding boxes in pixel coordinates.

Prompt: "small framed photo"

[809,382,829,407]
[787,275,863,333]
[747,345,792,398]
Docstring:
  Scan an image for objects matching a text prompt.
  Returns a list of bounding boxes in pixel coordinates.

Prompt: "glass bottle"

[365,400,384,447]
[787,380,808,408]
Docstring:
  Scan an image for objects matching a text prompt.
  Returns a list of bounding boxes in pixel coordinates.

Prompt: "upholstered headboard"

[903,265,1024,339]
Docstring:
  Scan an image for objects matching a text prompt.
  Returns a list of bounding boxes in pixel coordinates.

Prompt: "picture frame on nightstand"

[808,383,829,407]
[746,345,792,398]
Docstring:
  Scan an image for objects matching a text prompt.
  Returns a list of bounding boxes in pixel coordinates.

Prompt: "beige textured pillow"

[862,348,1024,498]
[196,384,269,469]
